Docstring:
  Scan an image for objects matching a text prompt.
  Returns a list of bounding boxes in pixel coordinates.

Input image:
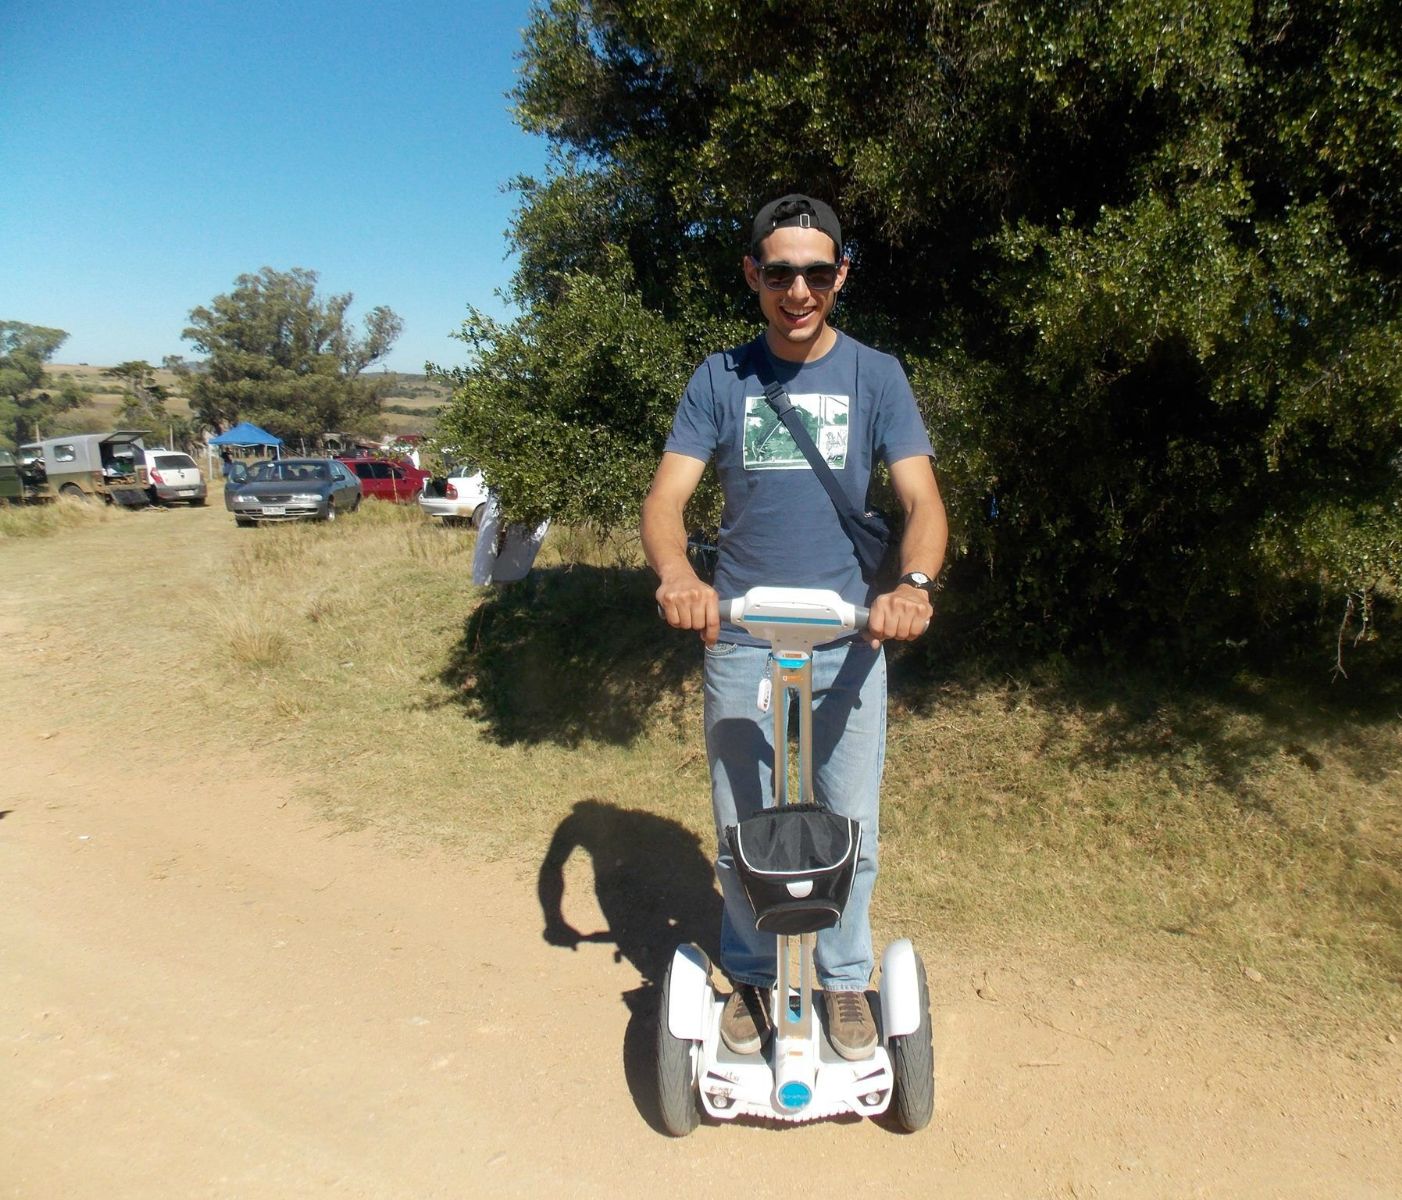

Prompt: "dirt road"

[2,511,1398,1198]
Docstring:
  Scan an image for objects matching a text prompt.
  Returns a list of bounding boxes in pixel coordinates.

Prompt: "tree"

[104,360,171,424]
[0,321,84,447]
[439,0,1400,659]
[102,359,206,450]
[434,248,746,528]
[181,267,404,441]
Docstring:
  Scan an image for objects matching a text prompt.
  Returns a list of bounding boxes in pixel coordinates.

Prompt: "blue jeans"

[703,639,886,992]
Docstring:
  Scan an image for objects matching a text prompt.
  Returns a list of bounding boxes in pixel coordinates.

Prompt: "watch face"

[903,572,932,589]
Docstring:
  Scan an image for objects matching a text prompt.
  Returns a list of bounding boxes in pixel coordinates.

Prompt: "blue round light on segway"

[777,1081,812,1111]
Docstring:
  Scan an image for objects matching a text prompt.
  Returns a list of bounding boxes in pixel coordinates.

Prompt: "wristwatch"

[898,571,936,595]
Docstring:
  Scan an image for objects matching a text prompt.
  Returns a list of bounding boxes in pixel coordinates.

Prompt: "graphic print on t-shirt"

[742,393,849,470]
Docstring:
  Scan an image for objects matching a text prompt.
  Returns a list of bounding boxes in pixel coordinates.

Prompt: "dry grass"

[4,499,1398,1048]
[206,602,290,669]
[879,670,1402,1013]
[0,495,128,538]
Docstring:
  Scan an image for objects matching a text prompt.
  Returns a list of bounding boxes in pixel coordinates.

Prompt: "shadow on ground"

[536,798,723,1135]
[434,564,700,746]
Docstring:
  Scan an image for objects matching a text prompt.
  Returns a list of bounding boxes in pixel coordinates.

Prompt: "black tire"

[655,956,701,1137]
[191,498,207,507]
[60,484,89,502]
[323,501,337,523]
[471,502,486,529]
[888,955,935,1132]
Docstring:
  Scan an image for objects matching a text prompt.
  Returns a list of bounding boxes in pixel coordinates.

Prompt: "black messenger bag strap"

[749,341,895,586]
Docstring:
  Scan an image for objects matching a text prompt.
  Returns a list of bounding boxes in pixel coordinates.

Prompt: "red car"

[336,457,429,503]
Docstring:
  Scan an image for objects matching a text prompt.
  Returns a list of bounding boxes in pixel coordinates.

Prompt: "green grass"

[6,500,1398,1047]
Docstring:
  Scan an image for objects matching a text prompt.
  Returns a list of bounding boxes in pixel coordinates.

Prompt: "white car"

[419,468,491,526]
[143,448,207,506]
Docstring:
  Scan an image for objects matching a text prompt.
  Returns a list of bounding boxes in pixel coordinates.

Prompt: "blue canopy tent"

[208,421,283,480]
[210,421,283,453]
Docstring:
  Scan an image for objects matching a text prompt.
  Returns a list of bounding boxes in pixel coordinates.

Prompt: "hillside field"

[40,363,452,439]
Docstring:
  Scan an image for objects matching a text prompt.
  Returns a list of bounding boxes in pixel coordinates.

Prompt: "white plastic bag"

[471,495,550,585]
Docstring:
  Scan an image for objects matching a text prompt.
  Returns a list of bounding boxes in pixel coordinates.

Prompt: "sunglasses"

[753,259,841,292]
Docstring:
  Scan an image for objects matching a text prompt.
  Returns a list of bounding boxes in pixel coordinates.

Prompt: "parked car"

[335,457,429,503]
[224,457,361,525]
[419,466,491,527]
[142,448,207,506]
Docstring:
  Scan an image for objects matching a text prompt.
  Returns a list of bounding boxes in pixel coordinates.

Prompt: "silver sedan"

[224,458,362,525]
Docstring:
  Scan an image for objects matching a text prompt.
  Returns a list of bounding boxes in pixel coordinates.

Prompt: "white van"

[143,448,207,506]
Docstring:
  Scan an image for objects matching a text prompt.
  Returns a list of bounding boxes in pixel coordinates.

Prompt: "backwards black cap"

[750,194,843,259]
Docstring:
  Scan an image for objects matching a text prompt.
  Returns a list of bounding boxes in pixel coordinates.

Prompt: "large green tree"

[440,0,1400,657]
[0,321,84,448]
[181,267,403,441]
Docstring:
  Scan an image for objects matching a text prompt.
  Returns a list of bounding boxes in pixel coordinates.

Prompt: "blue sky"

[0,0,551,374]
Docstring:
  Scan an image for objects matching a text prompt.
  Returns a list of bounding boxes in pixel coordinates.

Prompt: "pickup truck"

[22,431,153,506]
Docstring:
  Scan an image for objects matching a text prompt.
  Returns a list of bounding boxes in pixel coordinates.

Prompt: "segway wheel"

[655,956,701,1137]
[888,954,935,1132]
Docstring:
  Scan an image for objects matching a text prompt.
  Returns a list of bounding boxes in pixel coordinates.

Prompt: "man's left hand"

[866,584,934,649]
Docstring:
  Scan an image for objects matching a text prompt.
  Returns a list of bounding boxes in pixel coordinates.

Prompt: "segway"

[655,587,935,1135]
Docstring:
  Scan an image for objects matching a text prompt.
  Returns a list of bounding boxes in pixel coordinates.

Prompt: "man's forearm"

[640,492,694,581]
[899,495,948,580]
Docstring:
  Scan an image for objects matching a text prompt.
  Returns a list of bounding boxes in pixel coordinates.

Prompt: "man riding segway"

[642,193,947,1077]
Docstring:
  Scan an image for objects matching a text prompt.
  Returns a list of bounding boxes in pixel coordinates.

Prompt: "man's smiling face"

[744,225,849,362]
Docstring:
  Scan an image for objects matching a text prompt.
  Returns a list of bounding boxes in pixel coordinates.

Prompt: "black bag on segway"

[726,804,861,935]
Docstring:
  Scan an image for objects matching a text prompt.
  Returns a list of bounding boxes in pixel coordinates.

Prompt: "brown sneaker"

[824,989,877,1060]
[719,984,770,1054]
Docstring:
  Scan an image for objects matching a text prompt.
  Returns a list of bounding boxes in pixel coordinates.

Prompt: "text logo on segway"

[777,1081,813,1111]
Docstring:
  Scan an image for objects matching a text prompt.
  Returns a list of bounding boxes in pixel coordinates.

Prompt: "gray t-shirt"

[665,332,935,644]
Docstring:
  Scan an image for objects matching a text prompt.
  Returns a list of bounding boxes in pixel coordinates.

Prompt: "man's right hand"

[655,567,720,645]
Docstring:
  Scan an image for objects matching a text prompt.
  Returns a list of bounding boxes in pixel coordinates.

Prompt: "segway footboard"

[697,1000,896,1124]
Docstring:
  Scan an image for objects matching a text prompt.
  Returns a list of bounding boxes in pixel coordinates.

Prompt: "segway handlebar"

[658,587,869,646]
[721,586,869,649]
[722,597,869,632]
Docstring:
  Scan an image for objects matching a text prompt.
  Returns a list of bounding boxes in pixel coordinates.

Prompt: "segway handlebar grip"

[720,591,869,635]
